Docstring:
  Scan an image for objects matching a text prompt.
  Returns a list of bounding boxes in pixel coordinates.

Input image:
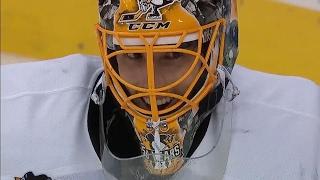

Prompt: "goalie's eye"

[126,53,143,60]
[164,52,183,60]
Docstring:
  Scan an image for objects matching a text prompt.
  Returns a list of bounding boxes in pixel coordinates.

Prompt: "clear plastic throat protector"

[94,68,238,180]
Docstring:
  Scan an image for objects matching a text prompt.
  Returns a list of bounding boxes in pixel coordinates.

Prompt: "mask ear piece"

[223,20,238,73]
[217,64,239,101]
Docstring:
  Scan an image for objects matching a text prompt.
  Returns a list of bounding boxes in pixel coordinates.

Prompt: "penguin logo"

[118,0,179,23]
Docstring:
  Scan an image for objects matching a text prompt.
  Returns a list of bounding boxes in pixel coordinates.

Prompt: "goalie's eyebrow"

[179,40,198,50]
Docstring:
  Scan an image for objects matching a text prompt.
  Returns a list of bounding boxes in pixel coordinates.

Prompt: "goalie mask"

[95,0,238,178]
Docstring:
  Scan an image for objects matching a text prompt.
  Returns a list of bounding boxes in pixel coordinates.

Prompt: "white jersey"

[1,54,319,180]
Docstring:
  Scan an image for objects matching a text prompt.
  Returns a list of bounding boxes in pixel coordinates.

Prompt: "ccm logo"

[128,21,171,30]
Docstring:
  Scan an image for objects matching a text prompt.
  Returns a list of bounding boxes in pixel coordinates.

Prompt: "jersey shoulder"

[1,54,103,98]
[1,54,106,179]
[224,65,320,180]
[232,65,320,118]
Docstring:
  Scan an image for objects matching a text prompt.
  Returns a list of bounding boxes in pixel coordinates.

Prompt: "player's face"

[115,41,201,110]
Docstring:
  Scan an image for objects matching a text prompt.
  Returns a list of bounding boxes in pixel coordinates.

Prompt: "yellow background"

[1,0,320,83]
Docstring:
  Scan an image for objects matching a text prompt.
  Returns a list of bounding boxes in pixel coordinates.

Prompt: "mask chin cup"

[99,93,233,180]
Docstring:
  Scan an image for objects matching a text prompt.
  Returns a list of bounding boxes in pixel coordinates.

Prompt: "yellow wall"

[1,0,99,57]
[1,0,320,83]
[237,0,320,84]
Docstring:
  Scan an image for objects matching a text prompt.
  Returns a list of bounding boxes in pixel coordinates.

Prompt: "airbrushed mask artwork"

[95,0,238,178]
